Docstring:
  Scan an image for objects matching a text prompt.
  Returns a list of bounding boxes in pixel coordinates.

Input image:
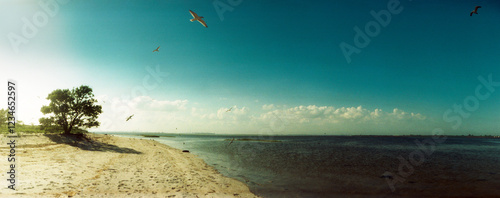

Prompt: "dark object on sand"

[380,172,393,179]
[182,150,190,153]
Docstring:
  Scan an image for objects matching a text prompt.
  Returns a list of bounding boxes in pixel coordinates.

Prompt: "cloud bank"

[95,96,428,135]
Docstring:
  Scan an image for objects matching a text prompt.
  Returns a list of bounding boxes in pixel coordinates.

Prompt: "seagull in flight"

[126,114,134,122]
[227,138,235,147]
[189,10,207,28]
[153,46,160,52]
[470,6,481,16]
[226,107,233,112]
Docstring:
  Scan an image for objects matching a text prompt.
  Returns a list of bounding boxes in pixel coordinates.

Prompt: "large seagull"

[189,10,207,28]
[470,6,481,16]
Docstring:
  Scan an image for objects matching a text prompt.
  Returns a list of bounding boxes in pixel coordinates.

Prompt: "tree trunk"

[64,125,72,134]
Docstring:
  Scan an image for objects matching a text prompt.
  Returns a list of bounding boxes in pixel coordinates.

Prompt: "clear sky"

[1,0,500,135]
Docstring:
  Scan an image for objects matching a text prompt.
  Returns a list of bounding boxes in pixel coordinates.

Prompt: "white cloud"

[249,105,428,135]
[262,104,275,111]
[388,108,425,120]
[94,99,428,135]
[95,96,190,132]
[216,106,249,120]
[130,96,188,112]
[258,105,425,125]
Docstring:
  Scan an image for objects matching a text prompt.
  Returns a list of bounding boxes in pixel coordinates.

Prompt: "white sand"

[0,133,259,197]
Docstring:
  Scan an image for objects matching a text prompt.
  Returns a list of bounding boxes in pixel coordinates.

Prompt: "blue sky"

[1,0,500,135]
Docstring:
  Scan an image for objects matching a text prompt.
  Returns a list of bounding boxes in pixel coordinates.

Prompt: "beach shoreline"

[0,133,259,197]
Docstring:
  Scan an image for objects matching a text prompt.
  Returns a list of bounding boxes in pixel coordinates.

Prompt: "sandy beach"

[0,133,259,198]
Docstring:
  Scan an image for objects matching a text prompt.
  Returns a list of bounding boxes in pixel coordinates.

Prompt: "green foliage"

[0,121,47,134]
[39,117,62,132]
[14,123,45,133]
[0,108,48,134]
[0,108,7,127]
[39,85,102,134]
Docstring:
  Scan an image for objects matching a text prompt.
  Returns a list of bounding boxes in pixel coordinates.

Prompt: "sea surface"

[100,133,500,197]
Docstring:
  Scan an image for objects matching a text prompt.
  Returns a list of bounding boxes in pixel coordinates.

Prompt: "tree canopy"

[40,85,102,134]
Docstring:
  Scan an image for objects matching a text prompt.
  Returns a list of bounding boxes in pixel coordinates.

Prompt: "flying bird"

[227,138,235,147]
[153,46,160,52]
[226,107,233,112]
[126,114,134,121]
[470,6,481,16]
[189,10,207,28]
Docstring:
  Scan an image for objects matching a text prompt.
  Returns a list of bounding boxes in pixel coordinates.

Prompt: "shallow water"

[107,133,500,197]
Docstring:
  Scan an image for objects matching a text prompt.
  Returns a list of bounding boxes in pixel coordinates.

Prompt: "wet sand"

[0,133,259,197]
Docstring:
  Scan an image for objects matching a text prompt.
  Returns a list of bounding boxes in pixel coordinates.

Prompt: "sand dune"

[0,133,259,197]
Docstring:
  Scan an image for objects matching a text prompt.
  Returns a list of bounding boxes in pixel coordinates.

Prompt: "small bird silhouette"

[153,46,160,52]
[227,138,235,147]
[470,6,481,16]
[189,10,207,28]
[126,114,134,121]
[226,107,233,112]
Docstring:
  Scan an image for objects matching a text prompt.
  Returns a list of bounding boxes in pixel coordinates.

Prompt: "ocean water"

[108,133,500,197]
